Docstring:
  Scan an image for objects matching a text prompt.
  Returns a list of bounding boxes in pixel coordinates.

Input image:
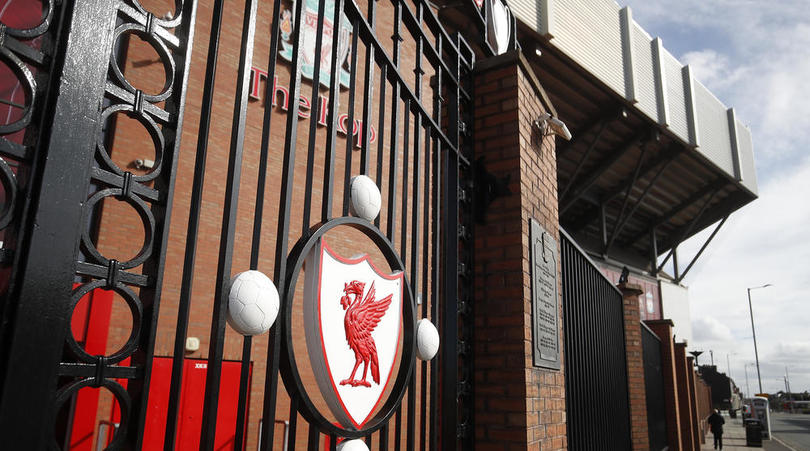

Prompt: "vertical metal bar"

[329,434,337,451]
[302,0,329,231]
[234,337,252,451]
[321,0,346,221]
[260,0,310,443]
[419,127,432,451]
[199,0,258,448]
[374,66,387,229]
[394,407,402,451]
[399,101,411,259]
[441,35,461,451]
[341,24,360,215]
[429,138,441,451]
[649,226,658,275]
[307,422,320,451]
[288,396,299,451]
[672,246,679,280]
[379,423,389,450]
[255,0,287,446]
[0,0,118,444]
[161,0,216,446]
[386,3,402,241]
[359,0,376,176]
[408,7,424,448]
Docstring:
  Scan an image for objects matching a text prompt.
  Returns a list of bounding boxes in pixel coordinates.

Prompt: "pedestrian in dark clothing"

[708,409,725,450]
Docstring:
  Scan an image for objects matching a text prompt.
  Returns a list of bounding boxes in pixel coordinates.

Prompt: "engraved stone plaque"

[531,219,560,370]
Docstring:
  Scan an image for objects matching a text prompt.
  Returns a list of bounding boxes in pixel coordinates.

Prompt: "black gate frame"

[0,0,479,450]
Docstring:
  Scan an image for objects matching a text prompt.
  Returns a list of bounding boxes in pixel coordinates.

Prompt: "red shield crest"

[304,238,403,428]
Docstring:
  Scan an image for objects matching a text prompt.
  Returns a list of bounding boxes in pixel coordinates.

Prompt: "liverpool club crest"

[279,0,352,88]
[304,238,403,428]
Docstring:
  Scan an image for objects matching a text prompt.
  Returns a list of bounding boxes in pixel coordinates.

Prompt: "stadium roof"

[440,0,758,279]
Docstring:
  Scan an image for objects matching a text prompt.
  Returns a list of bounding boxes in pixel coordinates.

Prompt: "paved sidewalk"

[701,415,792,450]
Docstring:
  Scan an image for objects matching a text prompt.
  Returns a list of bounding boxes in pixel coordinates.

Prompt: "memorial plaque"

[531,219,560,370]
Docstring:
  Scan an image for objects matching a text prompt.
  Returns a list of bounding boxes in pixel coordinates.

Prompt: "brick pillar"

[674,342,695,450]
[618,283,650,451]
[687,359,701,447]
[473,50,566,450]
[644,320,682,451]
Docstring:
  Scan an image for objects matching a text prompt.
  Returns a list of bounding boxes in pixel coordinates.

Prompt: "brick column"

[473,50,566,450]
[687,359,701,447]
[644,319,682,450]
[618,283,650,451]
[674,342,695,450]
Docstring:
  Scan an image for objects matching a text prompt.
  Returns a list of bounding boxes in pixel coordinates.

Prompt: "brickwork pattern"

[645,320,683,450]
[85,0,447,448]
[675,342,696,450]
[619,283,651,451]
[472,51,566,451]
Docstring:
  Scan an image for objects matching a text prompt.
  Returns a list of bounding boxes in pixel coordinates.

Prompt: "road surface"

[770,411,810,450]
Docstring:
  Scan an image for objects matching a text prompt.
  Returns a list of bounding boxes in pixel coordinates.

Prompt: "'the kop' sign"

[248,69,378,149]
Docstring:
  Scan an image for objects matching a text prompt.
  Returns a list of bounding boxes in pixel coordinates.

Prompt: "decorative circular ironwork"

[65,281,143,364]
[53,377,130,450]
[97,105,165,182]
[279,216,416,438]
[81,188,156,269]
[131,0,185,29]
[0,47,36,134]
[2,0,54,39]
[0,157,18,230]
[109,24,175,102]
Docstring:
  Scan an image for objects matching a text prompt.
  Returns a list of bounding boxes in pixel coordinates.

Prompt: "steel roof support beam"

[560,130,650,216]
[605,145,677,254]
[559,120,610,201]
[568,146,680,232]
[605,145,648,254]
[675,214,728,283]
[624,178,726,247]
[656,187,720,274]
[556,107,624,158]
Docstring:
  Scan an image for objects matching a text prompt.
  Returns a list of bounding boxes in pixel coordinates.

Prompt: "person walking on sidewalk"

[708,409,725,450]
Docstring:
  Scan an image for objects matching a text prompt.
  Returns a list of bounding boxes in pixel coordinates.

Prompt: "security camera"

[134,158,155,169]
[548,116,572,141]
[533,113,572,141]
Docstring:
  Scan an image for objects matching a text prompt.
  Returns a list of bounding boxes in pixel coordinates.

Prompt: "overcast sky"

[620,0,810,396]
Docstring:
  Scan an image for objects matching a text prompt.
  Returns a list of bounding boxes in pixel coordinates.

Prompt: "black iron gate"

[560,229,631,450]
[642,323,668,451]
[0,0,476,449]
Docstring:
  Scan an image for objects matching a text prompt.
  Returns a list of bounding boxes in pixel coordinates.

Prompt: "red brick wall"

[619,283,650,450]
[86,0,445,448]
[473,51,566,450]
[645,319,682,450]
[695,374,713,444]
[674,342,695,450]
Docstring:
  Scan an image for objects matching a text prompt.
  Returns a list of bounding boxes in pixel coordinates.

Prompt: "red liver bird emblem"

[339,280,392,387]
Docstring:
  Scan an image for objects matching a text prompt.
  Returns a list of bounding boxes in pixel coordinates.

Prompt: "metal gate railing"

[642,323,668,451]
[0,0,476,449]
[560,229,631,450]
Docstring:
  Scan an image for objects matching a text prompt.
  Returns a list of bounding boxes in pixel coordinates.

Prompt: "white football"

[226,270,279,336]
[349,175,381,221]
[416,318,440,361]
[336,439,369,451]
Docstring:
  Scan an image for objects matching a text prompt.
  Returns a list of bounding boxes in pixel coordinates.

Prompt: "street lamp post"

[727,352,736,381]
[747,283,772,395]
[744,363,754,398]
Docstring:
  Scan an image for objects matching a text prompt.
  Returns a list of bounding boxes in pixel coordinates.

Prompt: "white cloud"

[692,316,735,343]
[620,0,810,394]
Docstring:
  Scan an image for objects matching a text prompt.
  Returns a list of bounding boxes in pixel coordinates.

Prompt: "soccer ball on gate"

[416,318,440,361]
[349,175,381,221]
[226,270,279,336]
[336,439,369,451]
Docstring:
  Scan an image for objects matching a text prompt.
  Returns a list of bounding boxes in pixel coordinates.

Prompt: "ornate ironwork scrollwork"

[52,0,195,448]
